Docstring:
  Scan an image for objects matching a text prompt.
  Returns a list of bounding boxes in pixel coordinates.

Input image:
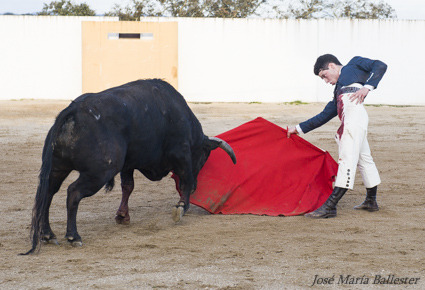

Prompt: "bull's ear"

[205,136,236,164]
[204,136,220,150]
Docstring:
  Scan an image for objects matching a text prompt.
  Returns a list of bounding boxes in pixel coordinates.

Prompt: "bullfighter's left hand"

[349,87,370,104]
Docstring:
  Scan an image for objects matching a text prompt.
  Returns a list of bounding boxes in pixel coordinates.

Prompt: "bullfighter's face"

[318,62,340,86]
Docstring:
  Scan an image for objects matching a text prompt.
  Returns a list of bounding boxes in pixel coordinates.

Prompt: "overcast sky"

[1,0,424,20]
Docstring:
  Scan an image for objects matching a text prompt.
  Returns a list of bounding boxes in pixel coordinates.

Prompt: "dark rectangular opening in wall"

[107,33,154,40]
[119,33,140,39]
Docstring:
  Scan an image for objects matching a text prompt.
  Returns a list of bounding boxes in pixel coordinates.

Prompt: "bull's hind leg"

[41,170,71,245]
[65,172,112,247]
[115,169,134,225]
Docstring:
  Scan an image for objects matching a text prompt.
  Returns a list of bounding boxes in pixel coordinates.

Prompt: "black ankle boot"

[305,187,348,219]
[354,186,379,211]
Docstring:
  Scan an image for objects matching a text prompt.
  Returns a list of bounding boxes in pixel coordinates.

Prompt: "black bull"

[22,79,236,255]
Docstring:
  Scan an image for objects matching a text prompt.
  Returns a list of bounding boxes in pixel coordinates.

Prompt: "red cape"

[172,117,338,216]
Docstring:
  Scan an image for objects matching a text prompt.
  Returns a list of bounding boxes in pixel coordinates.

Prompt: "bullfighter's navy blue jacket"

[299,56,387,134]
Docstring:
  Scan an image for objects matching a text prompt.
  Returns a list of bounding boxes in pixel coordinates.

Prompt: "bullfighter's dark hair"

[314,54,342,75]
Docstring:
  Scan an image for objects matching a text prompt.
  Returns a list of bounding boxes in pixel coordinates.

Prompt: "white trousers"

[334,86,381,190]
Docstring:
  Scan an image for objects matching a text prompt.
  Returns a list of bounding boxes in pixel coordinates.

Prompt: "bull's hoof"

[65,234,83,247]
[67,239,83,247]
[115,214,130,225]
[41,234,59,245]
[42,237,59,245]
[172,202,185,222]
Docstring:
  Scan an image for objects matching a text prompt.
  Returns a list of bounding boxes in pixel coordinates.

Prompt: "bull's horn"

[209,137,236,164]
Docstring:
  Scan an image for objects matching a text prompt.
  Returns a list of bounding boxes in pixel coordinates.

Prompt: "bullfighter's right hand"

[287,126,298,138]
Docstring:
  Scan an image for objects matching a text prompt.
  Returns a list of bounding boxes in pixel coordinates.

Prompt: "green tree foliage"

[159,0,207,17]
[34,0,396,19]
[106,0,265,20]
[37,0,96,16]
[273,0,396,19]
[331,0,396,19]
[203,0,265,18]
[105,0,162,20]
[287,0,327,19]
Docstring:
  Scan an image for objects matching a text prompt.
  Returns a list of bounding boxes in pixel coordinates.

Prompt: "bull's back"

[53,79,191,171]
[52,79,204,176]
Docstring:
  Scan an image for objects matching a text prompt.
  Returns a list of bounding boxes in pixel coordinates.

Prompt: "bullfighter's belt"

[337,86,360,96]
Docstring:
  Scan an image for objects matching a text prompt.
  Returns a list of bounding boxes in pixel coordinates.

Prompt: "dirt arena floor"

[0,99,424,289]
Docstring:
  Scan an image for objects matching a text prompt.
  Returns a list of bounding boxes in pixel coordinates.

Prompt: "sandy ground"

[0,99,424,289]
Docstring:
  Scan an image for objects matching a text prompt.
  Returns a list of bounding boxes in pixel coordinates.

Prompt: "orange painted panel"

[82,21,178,94]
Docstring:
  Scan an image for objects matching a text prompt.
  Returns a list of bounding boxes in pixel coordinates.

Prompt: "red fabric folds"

[173,117,338,216]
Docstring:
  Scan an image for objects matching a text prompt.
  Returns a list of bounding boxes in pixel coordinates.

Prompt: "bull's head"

[173,136,236,222]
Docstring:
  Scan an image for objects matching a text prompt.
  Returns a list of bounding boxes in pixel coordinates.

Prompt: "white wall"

[145,17,425,105]
[0,16,118,100]
[1,16,424,105]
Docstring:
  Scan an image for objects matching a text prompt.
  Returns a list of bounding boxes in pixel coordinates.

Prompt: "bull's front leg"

[115,170,134,225]
[172,172,195,222]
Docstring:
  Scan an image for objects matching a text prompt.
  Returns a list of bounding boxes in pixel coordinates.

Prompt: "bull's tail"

[20,128,55,255]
